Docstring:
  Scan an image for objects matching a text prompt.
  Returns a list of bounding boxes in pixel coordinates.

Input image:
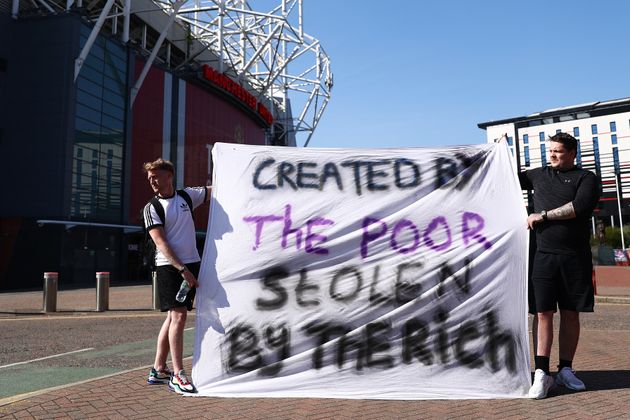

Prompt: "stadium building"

[0,0,332,290]
[478,98,630,232]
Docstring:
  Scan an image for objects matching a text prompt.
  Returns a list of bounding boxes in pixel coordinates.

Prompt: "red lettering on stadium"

[202,65,274,126]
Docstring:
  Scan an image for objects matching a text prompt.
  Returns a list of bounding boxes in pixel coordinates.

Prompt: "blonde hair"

[143,158,174,174]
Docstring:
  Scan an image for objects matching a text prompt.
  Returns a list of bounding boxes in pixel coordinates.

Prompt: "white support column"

[11,0,19,18]
[239,25,282,79]
[130,0,186,107]
[36,0,55,13]
[218,1,225,73]
[112,5,118,35]
[122,0,130,43]
[615,174,625,249]
[298,0,303,39]
[74,0,116,82]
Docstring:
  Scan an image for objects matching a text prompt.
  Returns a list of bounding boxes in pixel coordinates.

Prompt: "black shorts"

[529,251,594,314]
[156,262,200,312]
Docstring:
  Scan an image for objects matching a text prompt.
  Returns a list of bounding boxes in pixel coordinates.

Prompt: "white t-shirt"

[143,187,207,267]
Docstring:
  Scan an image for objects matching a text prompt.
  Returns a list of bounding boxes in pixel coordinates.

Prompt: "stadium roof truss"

[10,0,332,147]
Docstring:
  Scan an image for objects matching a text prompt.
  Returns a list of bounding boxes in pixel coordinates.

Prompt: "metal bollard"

[152,271,159,310]
[43,272,58,312]
[96,272,110,312]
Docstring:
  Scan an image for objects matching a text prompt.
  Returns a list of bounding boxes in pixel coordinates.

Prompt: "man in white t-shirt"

[142,158,210,394]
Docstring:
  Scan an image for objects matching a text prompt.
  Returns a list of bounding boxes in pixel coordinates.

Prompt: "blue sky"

[301,0,630,148]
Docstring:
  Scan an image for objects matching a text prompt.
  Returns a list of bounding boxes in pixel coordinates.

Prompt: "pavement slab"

[1,286,630,418]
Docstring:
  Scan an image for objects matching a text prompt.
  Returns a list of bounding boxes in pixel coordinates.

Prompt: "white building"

[478,98,630,227]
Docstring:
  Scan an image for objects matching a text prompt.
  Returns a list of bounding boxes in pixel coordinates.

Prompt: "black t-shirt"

[519,166,600,255]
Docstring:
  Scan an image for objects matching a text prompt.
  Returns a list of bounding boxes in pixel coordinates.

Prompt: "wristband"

[540,210,547,221]
[178,266,187,274]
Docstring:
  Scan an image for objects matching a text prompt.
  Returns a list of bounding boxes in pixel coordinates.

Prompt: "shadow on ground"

[544,370,630,398]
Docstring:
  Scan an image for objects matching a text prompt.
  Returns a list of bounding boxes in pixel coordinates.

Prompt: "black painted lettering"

[402,318,433,365]
[395,262,424,304]
[329,266,363,302]
[295,268,320,307]
[320,162,344,191]
[341,160,365,195]
[453,151,486,191]
[366,160,390,191]
[297,162,320,189]
[438,258,472,297]
[227,324,263,373]
[434,308,450,364]
[303,321,347,369]
[364,321,394,369]
[395,158,421,188]
[337,331,364,370]
[454,321,483,368]
[484,310,517,373]
[253,158,276,190]
[278,161,298,190]
[369,265,395,306]
[259,324,291,376]
[435,157,458,189]
[256,266,289,310]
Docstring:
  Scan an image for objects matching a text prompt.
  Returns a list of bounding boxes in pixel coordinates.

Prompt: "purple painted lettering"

[422,216,452,251]
[306,218,334,254]
[461,212,492,249]
[390,219,421,254]
[361,217,388,259]
[242,215,284,250]
[282,204,303,249]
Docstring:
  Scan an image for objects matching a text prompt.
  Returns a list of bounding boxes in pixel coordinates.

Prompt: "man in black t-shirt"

[517,132,600,399]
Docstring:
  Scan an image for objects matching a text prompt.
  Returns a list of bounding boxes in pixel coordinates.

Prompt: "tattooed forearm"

[547,202,576,220]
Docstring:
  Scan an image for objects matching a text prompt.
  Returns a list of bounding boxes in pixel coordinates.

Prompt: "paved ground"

[0,279,629,419]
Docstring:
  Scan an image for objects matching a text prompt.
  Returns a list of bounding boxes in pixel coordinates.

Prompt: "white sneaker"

[529,369,554,399]
[556,367,586,391]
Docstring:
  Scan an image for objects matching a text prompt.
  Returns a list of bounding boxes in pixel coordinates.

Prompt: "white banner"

[193,142,530,399]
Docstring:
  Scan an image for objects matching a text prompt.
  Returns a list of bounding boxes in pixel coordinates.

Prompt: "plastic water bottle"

[175,280,190,302]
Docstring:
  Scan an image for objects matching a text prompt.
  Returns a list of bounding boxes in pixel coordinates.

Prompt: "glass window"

[102,89,125,109]
[103,76,125,96]
[101,114,124,133]
[523,134,529,144]
[101,101,125,121]
[524,146,530,166]
[573,127,580,137]
[79,64,104,86]
[576,140,582,166]
[591,124,598,134]
[507,136,513,146]
[77,77,103,98]
[75,116,101,134]
[610,121,617,132]
[85,54,105,72]
[76,89,103,113]
[539,132,545,141]
[540,144,547,166]
[76,103,102,124]
[612,134,618,145]
[593,137,601,175]
[72,23,128,223]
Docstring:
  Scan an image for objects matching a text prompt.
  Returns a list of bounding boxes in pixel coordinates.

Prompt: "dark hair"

[548,132,578,152]
[143,158,175,174]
